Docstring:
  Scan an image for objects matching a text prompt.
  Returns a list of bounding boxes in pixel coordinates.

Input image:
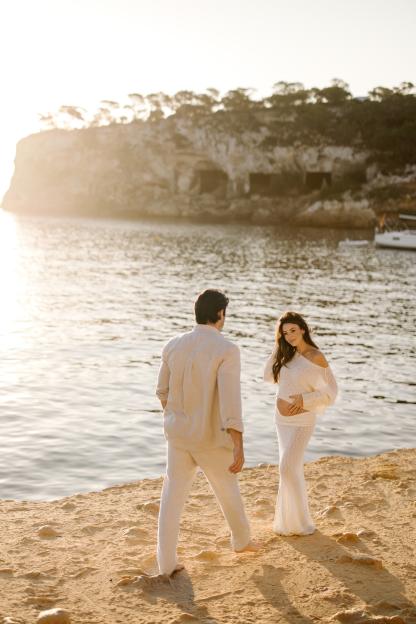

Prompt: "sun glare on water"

[0,210,25,347]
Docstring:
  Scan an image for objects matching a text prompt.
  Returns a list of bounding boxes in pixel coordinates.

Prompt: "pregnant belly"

[277,398,308,417]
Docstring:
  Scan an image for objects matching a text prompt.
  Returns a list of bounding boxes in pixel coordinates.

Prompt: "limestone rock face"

[295,198,377,228]
[2,116,374,227]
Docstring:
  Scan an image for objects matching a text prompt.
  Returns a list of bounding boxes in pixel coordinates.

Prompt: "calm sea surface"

[0,210,415,500]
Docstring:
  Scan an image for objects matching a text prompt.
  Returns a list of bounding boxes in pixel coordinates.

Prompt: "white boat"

[375,230,416,250]
[375,213,416,250]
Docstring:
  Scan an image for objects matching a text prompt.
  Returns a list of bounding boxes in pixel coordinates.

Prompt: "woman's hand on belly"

[277,397,307,417]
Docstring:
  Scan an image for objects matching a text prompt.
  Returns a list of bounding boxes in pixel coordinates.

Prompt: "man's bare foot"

[170,563,185,576]
[235,540,262,553]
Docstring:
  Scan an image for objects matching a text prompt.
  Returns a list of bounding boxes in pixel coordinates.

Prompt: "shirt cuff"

[156,390,168,401]
[221,420,244,433]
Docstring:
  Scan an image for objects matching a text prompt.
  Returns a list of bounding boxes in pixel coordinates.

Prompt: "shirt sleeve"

[217,344,244,433]
[263,349,277,383]
[301,366,338,411]
[155,344,170,402]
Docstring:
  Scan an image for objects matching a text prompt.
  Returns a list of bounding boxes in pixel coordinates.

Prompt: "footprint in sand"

[317,505,342,519]
[318,587,355,604]
[193,550,219,561]
[116,573,170,590]
[115,574,149,588]
[356,529,376,538]
[334,532,360,544]
[122,527,150,544]
[255,498,273,507]
[136,502,160,515]
[330,607,405,623]
[337,553,383,569]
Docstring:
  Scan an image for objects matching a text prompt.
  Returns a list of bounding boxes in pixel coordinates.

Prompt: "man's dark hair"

[194,289,229,324]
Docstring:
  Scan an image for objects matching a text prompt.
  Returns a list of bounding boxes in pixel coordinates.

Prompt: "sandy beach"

[1,448,415,624]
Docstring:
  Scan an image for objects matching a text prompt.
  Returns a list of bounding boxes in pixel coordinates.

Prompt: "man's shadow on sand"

[124,569,220,623]
[252,530,414,623]
[251,562,316,624]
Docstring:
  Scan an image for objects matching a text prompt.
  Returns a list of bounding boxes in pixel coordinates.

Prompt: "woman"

[264,311,338,536]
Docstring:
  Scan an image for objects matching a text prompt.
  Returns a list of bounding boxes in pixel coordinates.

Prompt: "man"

[156,289,257,576]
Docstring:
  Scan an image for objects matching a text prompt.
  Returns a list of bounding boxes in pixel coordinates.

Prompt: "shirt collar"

[194,324,220,333]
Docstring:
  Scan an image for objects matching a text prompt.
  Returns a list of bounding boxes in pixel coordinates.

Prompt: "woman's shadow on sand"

[252,530,414,622]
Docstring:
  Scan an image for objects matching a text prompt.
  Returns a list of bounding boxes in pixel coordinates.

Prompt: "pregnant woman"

[264,311,338,535]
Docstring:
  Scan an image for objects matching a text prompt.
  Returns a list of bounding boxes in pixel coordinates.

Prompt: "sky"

[0,0,415,195]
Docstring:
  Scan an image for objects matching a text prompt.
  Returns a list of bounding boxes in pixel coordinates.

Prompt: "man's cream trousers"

[157,443,251,575]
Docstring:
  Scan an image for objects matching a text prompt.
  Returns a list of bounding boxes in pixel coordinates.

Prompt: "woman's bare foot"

[235,540,262,553]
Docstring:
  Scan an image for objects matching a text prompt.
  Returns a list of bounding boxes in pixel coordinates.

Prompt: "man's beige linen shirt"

[156,324,243,451]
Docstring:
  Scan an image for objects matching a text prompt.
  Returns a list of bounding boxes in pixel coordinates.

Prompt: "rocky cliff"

[1,115,382,227]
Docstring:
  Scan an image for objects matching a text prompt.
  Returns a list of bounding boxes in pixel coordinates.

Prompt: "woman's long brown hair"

[272,311,319,382]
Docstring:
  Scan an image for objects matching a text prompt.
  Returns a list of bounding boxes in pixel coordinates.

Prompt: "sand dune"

[0,449,415,623]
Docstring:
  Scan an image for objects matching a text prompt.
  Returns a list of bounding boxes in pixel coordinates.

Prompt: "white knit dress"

[264,350,338,535]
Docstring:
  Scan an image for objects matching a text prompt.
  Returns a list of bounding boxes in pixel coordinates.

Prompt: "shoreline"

[0,205,376,234]
[1,448,415,623]
[0,447,410,505]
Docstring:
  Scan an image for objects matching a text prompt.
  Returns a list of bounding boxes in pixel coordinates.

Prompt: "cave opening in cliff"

[198,170,228,195]
[305,172,332,191]
[249,173,283,196]
[249,172,303,196]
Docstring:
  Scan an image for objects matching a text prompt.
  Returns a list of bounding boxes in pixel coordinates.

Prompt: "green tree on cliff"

[38,112,56,130]
[127,93,146,120]
[313,79,351,105]
[41,105,87,130]
[145,92,173,120]
[221,88,257,111]
[267,82,311,107]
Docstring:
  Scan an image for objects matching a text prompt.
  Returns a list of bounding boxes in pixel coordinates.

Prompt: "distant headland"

[3,80,416,228]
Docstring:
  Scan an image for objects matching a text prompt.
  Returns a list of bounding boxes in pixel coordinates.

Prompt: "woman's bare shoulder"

[303,348,328,368]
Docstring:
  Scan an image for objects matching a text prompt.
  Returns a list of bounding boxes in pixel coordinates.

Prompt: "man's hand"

[160,399,167,410]
[228,429,245,473]
[288,394,304,415]
[229,444,245,474]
